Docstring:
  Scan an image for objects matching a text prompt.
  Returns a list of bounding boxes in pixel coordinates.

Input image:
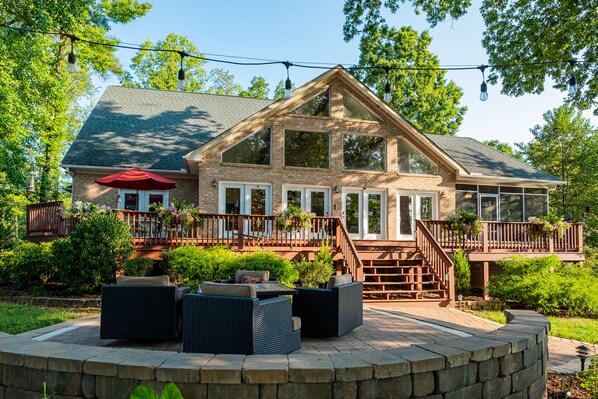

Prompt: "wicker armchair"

[292,280,363,337]
[182,291,301,355]
[100,281,189,341]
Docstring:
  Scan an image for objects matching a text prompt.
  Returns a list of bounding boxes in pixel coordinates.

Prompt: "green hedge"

[0,241,57,290]
[453,249,471,296]
[489,255,598,316]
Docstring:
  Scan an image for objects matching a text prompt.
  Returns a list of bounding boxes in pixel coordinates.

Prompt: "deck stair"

[354,241,448,305]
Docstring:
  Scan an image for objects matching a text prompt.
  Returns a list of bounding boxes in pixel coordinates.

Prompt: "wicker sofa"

[182,282,301,355]
[100,276,189,341]
[292,275,363,337]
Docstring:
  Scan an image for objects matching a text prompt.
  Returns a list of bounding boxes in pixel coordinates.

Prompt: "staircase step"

[364,298,451,307]
[363,289,446,294]
[364,272,434,277]
[363,281,441,287]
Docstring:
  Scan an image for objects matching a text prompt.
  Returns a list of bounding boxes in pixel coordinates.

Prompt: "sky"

[95,0,597,146]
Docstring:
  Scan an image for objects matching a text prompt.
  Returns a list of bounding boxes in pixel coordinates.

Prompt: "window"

[397,138,437,175]
[343,94,378,121]
[343,134,386,171]
[500,194,524,222]
[222,127,271,165]
[284,130,330,169]
[289,91,329,117]
[456,191,478,214]
[525,195,548,218]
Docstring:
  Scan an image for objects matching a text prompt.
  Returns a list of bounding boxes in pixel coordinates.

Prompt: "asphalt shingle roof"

[62,86,273,171]
[424,134,561,182]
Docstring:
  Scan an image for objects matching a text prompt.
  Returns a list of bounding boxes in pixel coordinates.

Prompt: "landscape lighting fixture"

[176,52,187,91]
[478,65,488,101]
[576,344,590,371]
[283,61,293,99]
[568,59,578,96]
[67,36,76,73]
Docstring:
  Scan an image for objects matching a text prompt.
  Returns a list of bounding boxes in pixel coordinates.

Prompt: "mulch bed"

[548,372,590,398]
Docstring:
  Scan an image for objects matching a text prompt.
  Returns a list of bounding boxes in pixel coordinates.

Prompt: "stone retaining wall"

[0,310,549,399]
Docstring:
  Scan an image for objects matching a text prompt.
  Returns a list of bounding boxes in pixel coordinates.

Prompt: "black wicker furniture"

[100,276,189,341]
[292,276,363,337]
[182,283,301,355]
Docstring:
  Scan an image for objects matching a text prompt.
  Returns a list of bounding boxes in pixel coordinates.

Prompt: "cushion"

[240,275,261,284]
[234,270,269,283]
[200,282,257,298]
[326,274,353,290]
[292,316,302,331]
[117,275,170,287]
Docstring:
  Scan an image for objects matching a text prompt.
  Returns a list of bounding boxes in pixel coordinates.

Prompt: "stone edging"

[0,309,549,399]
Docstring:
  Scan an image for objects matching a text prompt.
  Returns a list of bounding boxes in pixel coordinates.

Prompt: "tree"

[483,140,524,161]
[343,0,598,110]
[240,76,270,99]
[0,1,150,247]
[519,105,598,245]
[356,26,466,135]
[121,33,208,92]
[206,69,243,96]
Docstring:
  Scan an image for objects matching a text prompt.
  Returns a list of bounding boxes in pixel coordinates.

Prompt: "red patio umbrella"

[94,168,176,190]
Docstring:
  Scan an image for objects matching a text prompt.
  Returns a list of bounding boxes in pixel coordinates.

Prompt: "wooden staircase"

[354,240,451,306]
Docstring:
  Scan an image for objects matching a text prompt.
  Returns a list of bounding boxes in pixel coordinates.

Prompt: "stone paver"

[17,305,595,374]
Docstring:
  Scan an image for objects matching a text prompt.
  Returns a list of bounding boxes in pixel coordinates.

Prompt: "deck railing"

[25,201,76,238]
[422,220,583,253]
[415,220,455,303]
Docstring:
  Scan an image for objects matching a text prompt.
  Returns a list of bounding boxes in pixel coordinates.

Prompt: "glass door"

[343,190,362,239]
[479,194,499,221]
[282,186,330,216]
[219,183,271,237]
[364,192,384,239]
[342,189,386,240]
[246,185,270,236]
[397,191,438,240]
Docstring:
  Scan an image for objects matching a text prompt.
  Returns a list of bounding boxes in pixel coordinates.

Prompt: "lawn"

[0,301,98,335]
[468,310,598,344]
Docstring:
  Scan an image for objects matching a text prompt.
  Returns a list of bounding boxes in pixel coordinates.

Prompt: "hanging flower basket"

[445,211,483,238]
[527,215,568,238]
[276,205,315,231]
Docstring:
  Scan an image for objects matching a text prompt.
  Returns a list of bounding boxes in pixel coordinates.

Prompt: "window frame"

[397,137,438,175]
[342,133,387,172]
[283,129,331,169]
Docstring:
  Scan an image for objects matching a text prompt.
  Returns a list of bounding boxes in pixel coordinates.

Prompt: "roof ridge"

[105,85,274,102]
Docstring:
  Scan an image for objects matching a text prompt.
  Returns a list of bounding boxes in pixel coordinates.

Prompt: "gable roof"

[62,86,272,171]
[425,134,562,184]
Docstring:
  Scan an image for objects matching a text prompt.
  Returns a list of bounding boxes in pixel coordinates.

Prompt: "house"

[59,66,583,304]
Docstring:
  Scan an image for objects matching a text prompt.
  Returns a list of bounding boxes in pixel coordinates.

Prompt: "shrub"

[295,241,335,288]
[0,241,57,290]
[122,257,154,277]
[162,245,239,291]
[579,357,598,398]
[446,210,483,237]
[489,255,598,316]
[233,250,299,286]
[453,249,471,296]
[131,382,183,399]
[56,213,133,293]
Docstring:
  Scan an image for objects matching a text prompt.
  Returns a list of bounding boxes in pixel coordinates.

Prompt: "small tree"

[453,249,471,297]
[295,241,335,288]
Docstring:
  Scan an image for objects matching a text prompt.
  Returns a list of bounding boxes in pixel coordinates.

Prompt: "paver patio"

[17,305,595,374]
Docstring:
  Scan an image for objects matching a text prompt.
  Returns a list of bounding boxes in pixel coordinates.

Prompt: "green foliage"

[0,242,57,290]
[446,210,483,237]
[294,241,335,288]
[234,250,299,287]
[483,140,524,161]
[489,256,598,316]
[123,257,154,277]
[162,245,239,291]
[240,76,270,99]
[518,105,598,247]
[276,205,315,231]
[130,383,184,399]
[527,214,569,238]
[206,68,243,96]
[579,357,598,397]
[453,249,471,296]
[56,213,133,293]
[273,79,296,100]
[356,26,466,135]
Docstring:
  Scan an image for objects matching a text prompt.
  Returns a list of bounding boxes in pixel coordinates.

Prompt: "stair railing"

[335,218,364,280]
[415,220,455,304]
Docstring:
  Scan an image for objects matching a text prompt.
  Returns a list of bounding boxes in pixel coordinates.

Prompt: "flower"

[446,210,483,237]
[276,205,315,231]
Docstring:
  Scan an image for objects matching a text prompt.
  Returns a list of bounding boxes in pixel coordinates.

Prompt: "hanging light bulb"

[67,37,76,73]
[478,65,488,101]
[283,61,293,99]
[383,67,392,103]
[176,52,187,91]
[568,59,578,96]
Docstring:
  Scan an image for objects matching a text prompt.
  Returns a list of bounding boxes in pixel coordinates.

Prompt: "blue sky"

[97,0,596,145]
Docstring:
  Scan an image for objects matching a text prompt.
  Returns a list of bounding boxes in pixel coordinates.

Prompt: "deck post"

[482,261,490,300]
[482,224,488,253]
[578,223,584,252]
[237,215,244,250]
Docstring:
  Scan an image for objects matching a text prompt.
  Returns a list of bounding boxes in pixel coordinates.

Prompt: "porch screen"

[284,130,330,169]
[222,127,271,165]
[397,138,437,175]
[343,134,386,171]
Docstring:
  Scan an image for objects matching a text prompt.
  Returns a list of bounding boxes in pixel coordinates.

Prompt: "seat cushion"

[292,316,301,331]
[235,270,269,283]
[326,274,353,289]
[200,282,257,298]
[117,275,170,287]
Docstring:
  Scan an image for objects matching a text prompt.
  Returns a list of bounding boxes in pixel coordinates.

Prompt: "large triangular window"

[289,91,330,117]
[221,127,271,165]
[397,138,437,175]
[343,94,378,121]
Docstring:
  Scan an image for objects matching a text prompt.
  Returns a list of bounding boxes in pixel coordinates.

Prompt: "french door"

[342,189,386,240]
[118,190,168,212]
[219,183,271,236]
[397,191,437,240]
[282,186,330,216]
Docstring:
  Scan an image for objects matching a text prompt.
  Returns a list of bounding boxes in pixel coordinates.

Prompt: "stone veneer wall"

[0,310,549,399]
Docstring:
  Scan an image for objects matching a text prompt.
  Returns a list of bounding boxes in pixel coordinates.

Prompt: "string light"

[176,51,187,91]
[383,67,392,103]
[67,35,77,73]
[478,65,488,101]
[568,59,577,96]
[283,61,293,99]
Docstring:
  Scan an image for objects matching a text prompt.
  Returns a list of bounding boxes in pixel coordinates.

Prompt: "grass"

[0,301,98,335]
[468,310,598,344]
